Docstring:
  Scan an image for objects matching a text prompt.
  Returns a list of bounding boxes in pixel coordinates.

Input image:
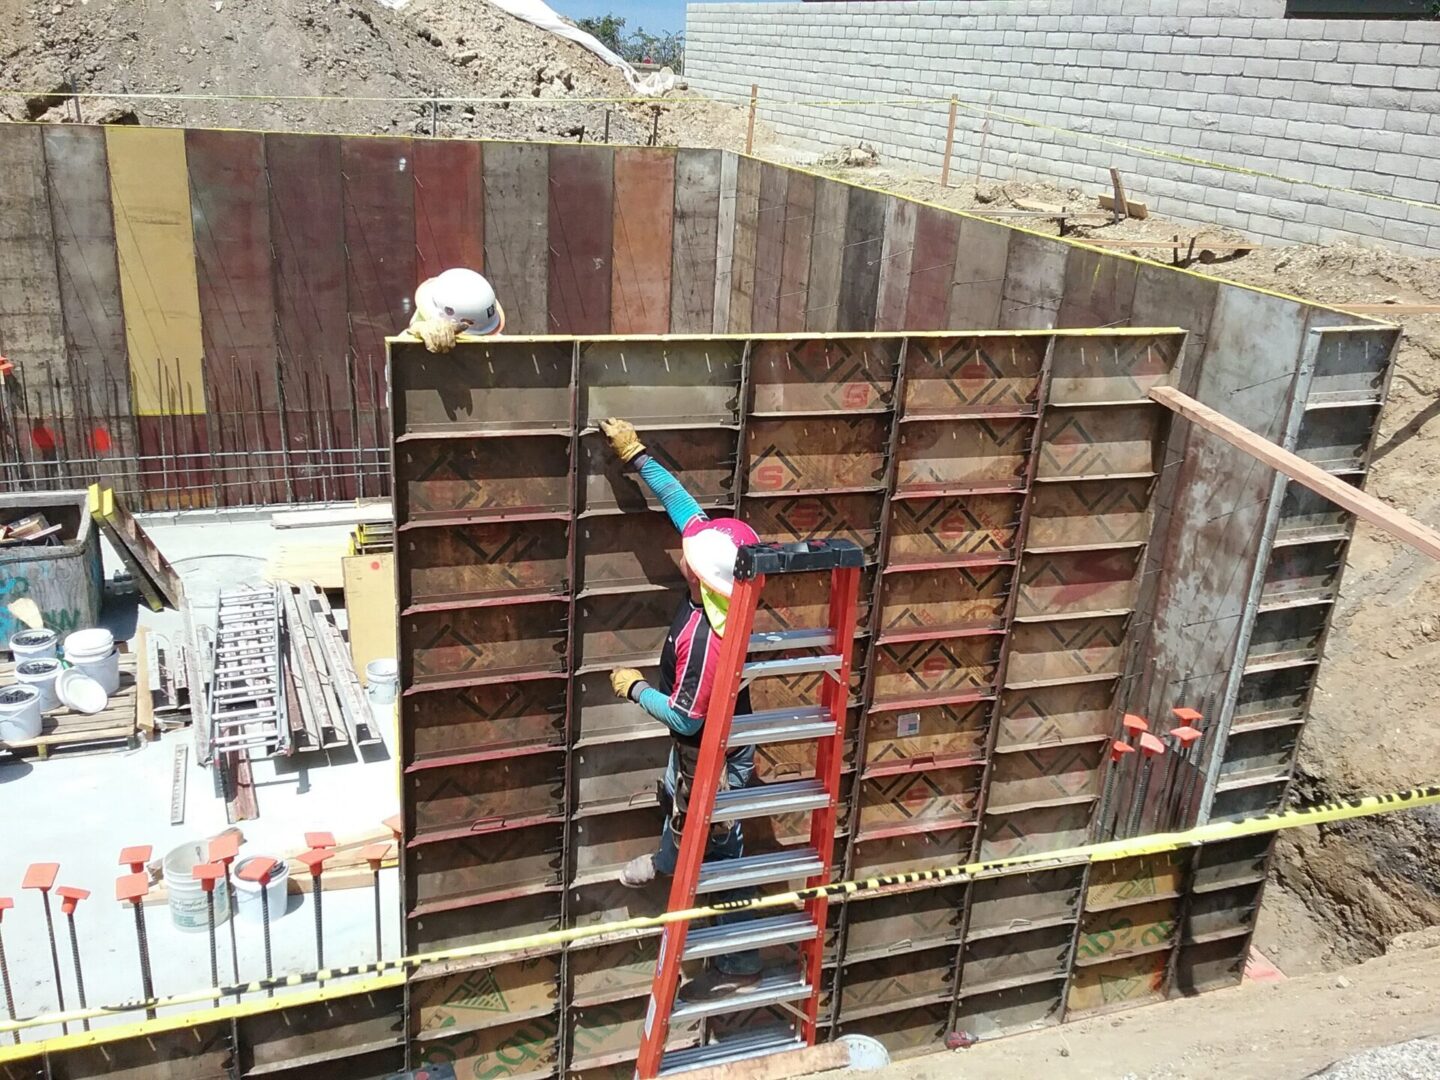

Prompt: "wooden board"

[711,150,738,333]
[776,169,815,332]
[547,144,613,335]
[343,551,397,684]
[806,178,850,333]
[903,203,961,330]
[413,136,485,279]
[669,147,720,333]
[949,216,1010,328]
[610,147,675,334]
[725,155,761,334]
[483,142,549,335]
[749,161,788,333]
[837,187,886,331]
[265,543,347,590]
[874,197,917,332]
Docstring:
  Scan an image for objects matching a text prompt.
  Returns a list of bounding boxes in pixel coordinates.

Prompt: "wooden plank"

[669,147,721,333]
[265,543,347,590]
[282,584,348,749]
[711,150,738,332]
[1099,193,1148,219]
[949,216,1011,328]
[805,178,849,334]
[91,485,186,607]
[838,186,886,331]
[413,136,484,279]
[483,142,549,335]
[547,144,613,334]
[105,126,207,418]
[1078,237,1256,251]
[42,126,134,453]
[611,147,675,334]
[749,161,788,333]
[1150,385,1440,561]
[343,552,396,685]
[874,197,917,332]
[0,124,68,419]
[343,136,416,420]
[726,155,761,334]
[135,625,157,740]
[777,169,815,332]
[902,203,961,330]
[999,229,1068,330]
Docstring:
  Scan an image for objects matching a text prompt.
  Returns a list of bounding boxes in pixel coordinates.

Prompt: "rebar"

[131,901,157,1020]
[259,884,274,999]
[225,873,241,1003]
[205,889,219,1009]
[371,866,383,964]
[0,924,18,1045]
[38,893,68,1035]
[63,913,89,1032]
[312,878,325,974]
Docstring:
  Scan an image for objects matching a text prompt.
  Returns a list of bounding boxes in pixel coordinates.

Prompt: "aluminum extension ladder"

[205,584,289,760]
[635,538,864,1078]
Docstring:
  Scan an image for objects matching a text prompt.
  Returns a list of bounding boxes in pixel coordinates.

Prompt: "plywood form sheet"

[778,169,816,331]
[947,217,1010,329]
[407,823,563,913]
[885,494,1020,568]
[569,935,660,1005]
[980,801,1093,859]
[238,988,403,1073]
[805,178,850,333]
[1054,247,1141,330]
[411,954,559,1039]
[839,944,954,1019]
[837,187,886,332]
[754,569,875,637]
[994,681,1116,750]
[576,588,684,668]
[569,995,700,1071]
[1014,548,1142,618]
[394,340,573,435]
[903,335,1044,416]
[874,198,917,333]
[837,1001,949,1058]
[402,518,570,607]
[986,742,1104,810]
[747,416,888,493]
[579,512,683,592]
[1027,478,1153,549]
[998,231,1066,330]
[895,418,1031,493]
[967,865,1084,937]
[1004,615,1127,687]
[863,701,989,772]
[408,754,565,840]
[413,136,484,279]
[572,804,664,881]
[404,680,565,765]
[580,338,742,427]
[484,142,549,335]
[857,762,981,837]
[960,921,1073,994]
[417,1013,559,1079]
[401,601,568,686]
[902,204,962,330]
[670,148,720,333]
[750,161,789,333]
[610,147,675,335]
[548,145,613,335]
[878,566,1009,636]
[955,978,1063,1038]
[743,492,883,557]
[749,336,899,415]
[581,428,735,513]
[395,434,572,522]
[843,885,966,960]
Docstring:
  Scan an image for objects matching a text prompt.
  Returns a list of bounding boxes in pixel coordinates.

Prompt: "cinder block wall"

[685,0,1440,255]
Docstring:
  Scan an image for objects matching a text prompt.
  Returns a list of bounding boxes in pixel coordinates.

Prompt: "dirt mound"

[0,0,662,141]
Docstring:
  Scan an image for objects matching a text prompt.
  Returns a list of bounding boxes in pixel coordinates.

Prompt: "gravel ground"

[1309,1036,1440,1079]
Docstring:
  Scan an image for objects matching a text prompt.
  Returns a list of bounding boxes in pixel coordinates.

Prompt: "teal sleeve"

[635,686,704,737]
[635,454,708,534]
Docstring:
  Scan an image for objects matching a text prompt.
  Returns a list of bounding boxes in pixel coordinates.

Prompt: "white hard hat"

[417,268,504,335]
[681,517,759,598]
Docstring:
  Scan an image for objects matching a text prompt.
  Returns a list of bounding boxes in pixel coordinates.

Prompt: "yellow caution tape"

[0,783,1435,1058]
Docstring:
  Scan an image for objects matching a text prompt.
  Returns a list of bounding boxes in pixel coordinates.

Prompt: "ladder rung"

[697,848,824,894]
[659,1027,804,1075]
[741,655,843,681]
[728,706,835,747]
[747,628,832,654]
[683,913,819,960]
[711,780,830,822]
[671,972,813,1021]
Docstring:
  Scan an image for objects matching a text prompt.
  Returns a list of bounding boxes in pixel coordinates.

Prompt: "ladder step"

[659,1027,804,1075]
[683,913,818,960]
[712,780,830,822]
[741,655,843,681]
[728,706,835,747]
[671,972,813,1021]
[696,848,824,894]
[747,628,832,654]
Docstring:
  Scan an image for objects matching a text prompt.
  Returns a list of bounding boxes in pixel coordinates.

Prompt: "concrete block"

[1321,21,1365,42]
[1381,218,1430,247]
[1355,128,1404,154]
[1361,21,1411,44]
[1260,37,1302,60]
[1269,199,1306,223]
[1393,177,1440,204]
[1395,68,1440,93]
[1172,35,1204,55]
[1242,57,1279,78]
[1229,37,1268,58]
[1305,203,1347,230]
[1404,20,1440,44]
[1275,59,1315,81]
[1333,146,1378,171]
[1235,192,1271,216]
[1368,86,1417,111]
[1298,142,1339,167]
[1340,209,1385,238]
[1188,16,1220,34]
[1352,65,1396,89]
[1276,220,1320,245]
[1311,164,1357,188]
[1311,62,1356,87]
[1334,41,1380,65]
[1342,105,1387,129]
[1374,151,1421,179]
[1297,40,1338,62]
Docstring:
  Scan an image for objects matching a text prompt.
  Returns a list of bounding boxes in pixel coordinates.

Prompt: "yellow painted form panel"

[106,126,206,416]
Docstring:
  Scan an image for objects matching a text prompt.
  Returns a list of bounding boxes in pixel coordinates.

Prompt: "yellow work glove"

[598,417,645,463]
[410,312,459,354]
[610,668,645,701]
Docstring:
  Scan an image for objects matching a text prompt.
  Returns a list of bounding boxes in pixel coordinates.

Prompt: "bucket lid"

[64,628,115,655]
[56,668,107,714]
[366,658,399,678]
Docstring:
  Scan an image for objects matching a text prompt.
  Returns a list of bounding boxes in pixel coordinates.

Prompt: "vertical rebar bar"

[38,893,68,1035]
[371,866,383,964]
[205,889,219,1009]
[63,913,89,1032]
[259,884,274,999]
[225,873,241,1002]
[312,878,325,973]
[0,923,18,1044]
[131,901,156,1020]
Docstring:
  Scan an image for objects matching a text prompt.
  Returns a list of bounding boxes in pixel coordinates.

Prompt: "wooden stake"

[1109,167,1129,223]
[745,82,758,155]
[1149,386,1440,562]
[941,95,958,188]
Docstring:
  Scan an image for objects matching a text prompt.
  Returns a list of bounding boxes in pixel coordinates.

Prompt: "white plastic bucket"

[9,628,58,661]
[0,685,43,741]
[14,658,62,712]
[233,855,290,923]
[366,658,398,704]
[162,841,232,932]
[63,628,120,696]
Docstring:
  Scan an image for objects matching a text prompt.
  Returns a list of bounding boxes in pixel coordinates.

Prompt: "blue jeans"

[655,744,763,978]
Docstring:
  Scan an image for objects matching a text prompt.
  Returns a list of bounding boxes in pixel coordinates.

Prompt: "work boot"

[678,967,762,1002]
[619,853,657,888]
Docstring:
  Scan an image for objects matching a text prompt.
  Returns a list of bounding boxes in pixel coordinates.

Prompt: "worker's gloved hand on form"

[599,417,646,463]
[413,317,459,354]
[610,667,645,701]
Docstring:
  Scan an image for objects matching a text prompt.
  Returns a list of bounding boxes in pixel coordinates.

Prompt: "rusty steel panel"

[1015,549,1142,617]
[396,435,572,522]
[483,142,548,334]
[417,1013,559,1080]
[851,826,973,879]
[749,336,899,414]
[411,954,559,1038]
[1294,405,1373,469]
[871,636,999,707]
[1037,406,1162,479]
[980,802,1093,859]
[844,885,965,959]
[874,198,917,334]
[548,145,613,334]
[777,169,815,331]
[840,945,954,1018]
[576,589,683,668]
[879,566,1009,635]
[1173,937,1247,995]
[837,1002,949,1057]
[837,187,886,332]
[581,427,736,512]
[573,671,654,745]
[986,743,1104,809]
[967,866,1083,936]
[33,1022,232,1080]
[903,204,961,330]
[755,569,874,636]
[391,338,572,434]
[748,416,888,493]
[725,156,761,333]
[999,231,1067,330]
[1190,834,1274,893]
[961,922,1072,993]
[1055,247,1141,330]
[895,418,1031,493]
[343,136,415,414]
[903,335,1044,416]
[569,936,660,1005]
[1308,325,1392,403]
[610,147,674,334]
[402,601,568,685]
[408,754,565,838]
[405,681,565,765]
[407,824,563,911]
[886,494,1020,568]
[239,990,402,1074]
[402,519,569,607]
[574,736,669,815]
[1048,332,1180,405]
[994,681,1116,750]
[571,877,667,929]
[863,701,989,771]
[669,148,721,333]
[579,513,683,592]
[1186,882,1262,942]
[858,763,981,836]
[955,979,1062,1038]
[134,414,214,510]
[1261,538,1342,603]
[580,339,742,427]
[948,216,1011,329]
[743,493,883,556]
[750,161,788,333]
[572,806,664,884]
[1027,478,1153,549]
[1004,616,1127,687]
[413,136,484,278]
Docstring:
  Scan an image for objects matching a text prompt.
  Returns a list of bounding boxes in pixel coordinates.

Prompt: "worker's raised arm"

[610,668,704,736]
[599,418,709,534]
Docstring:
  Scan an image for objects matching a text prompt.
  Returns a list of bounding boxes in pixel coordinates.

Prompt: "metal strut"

[634,539,864,1078]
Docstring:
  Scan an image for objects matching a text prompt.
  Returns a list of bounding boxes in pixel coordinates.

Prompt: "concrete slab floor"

[0,504,401,1041]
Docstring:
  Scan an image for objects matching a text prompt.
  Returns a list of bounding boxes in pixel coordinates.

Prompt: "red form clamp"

[237,857,278,888]
[382,816,402,842]
[296,848,334,881]
[119,846,153,875]
[1138,731,1166,757]
[23,863,59,893]
[116,873,149,905]
[1171,725,1202,748]
[1109,739,1136,763]
[359,843,392,871]
[0,897,12,921]
[304,832,337,851]
[56,887,90,916]
[1122,713,1149,737]
[192,863,225,894]
[1171,706,1203,725]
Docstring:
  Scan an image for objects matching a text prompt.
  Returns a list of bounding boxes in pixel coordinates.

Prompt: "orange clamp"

[359,842,392,870]
[1138,732,1166,756]
[1171,725,1203,747]
[304,831,337,850]
[236,856,278,887]
[296,848,333,878]
[382,815,402,841]
[118,846,153,875]
[1122,714,1149,736]
[208,833,241,865]
[1172,706,1203,724]
[56,886,90,915]
[1109,740,1136,763]
[115,873,149,905]
[192,862,225,893]
[0,897,12,921]
[23,863,59,892]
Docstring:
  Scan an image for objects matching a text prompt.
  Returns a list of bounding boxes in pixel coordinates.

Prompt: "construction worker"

[405,267,505,352]
[601,417,765,1001]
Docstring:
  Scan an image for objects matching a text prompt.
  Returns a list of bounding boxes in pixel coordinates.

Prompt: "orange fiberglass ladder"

[635,538,865,1078]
